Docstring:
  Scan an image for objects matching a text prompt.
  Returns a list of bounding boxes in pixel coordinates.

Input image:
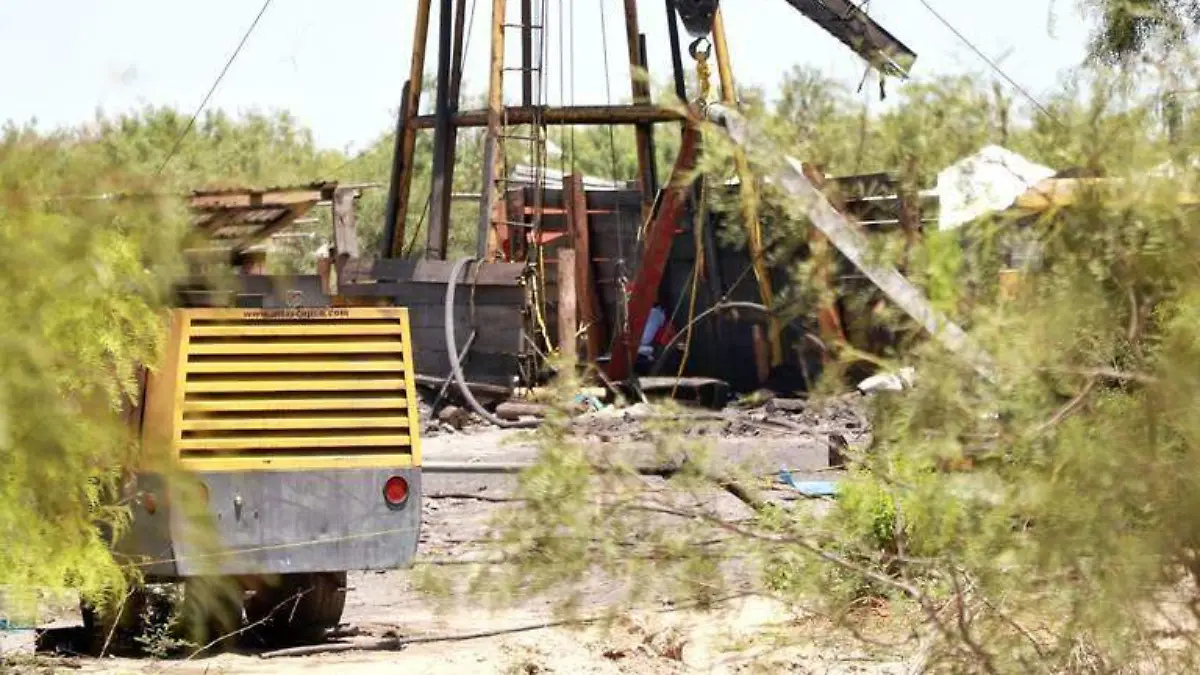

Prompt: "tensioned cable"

[155,0,275,176]
[597,0,631,353]
[915,0,1061,125]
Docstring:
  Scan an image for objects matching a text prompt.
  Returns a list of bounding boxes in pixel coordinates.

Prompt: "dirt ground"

[1,398,915,674]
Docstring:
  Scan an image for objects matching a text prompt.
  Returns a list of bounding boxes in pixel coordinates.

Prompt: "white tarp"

[935,145,1055,231]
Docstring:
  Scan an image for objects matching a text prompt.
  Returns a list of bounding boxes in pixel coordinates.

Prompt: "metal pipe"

[390,0,434,258]
[704,103,995,380]
[477,0,508,260]
[427,0,457,260]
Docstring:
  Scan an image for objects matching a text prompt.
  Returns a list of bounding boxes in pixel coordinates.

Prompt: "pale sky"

[0,1,1093,153]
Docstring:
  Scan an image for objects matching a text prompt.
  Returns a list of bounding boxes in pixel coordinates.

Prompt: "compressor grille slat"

[174,308,419,470]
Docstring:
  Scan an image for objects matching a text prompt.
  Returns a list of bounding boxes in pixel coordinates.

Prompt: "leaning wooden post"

[388,0,433,257]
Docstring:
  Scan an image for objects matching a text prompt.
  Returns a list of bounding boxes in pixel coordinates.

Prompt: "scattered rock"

[438,406,470,430]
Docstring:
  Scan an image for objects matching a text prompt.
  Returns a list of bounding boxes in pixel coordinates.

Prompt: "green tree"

[1085,0,1200,61]
[422,51,1200,675]
[0,123,188,616]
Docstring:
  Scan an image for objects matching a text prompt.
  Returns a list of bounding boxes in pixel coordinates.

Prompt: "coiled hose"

[445,257,541,429]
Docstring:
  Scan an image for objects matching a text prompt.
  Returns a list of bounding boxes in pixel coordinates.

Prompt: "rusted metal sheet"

[780,0,917,78]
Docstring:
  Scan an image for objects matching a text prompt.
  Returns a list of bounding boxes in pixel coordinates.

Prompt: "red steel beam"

[606,125,702,382]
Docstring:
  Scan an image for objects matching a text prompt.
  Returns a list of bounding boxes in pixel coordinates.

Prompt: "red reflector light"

[383,476,409,507]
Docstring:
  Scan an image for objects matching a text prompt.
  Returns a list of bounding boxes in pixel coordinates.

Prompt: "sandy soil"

[2,400,909,674]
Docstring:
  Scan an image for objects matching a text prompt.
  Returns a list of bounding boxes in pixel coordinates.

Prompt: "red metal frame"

[606,125,702,381]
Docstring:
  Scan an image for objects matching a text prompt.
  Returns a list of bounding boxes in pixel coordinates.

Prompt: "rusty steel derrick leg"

[606,125,703,383]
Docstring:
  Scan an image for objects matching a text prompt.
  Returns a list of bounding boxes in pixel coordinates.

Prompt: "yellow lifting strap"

[692,30,783,368]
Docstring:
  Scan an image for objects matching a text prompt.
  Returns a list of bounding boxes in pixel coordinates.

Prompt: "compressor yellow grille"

[165,307,421,472]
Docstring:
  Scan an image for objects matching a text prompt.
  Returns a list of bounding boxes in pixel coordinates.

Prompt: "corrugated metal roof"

[187,183,338,251]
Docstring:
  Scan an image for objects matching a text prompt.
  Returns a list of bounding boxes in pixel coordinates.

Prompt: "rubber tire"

[244,572,346,646]
[80,588,148,656]
[178,577,245,652]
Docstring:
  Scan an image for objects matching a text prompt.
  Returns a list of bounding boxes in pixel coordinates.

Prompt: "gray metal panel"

[238,275,329,308]
[130,468,421,578]
[115,474,179,578]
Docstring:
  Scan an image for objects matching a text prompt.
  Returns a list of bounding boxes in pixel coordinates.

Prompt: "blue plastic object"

[778,469,839,498]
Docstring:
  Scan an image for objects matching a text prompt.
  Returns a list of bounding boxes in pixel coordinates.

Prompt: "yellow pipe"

[711,10,783,366]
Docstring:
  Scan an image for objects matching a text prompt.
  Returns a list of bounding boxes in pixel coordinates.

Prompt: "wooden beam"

[331,188,359,280]
[505,188,528,261]
[477,0,508,259]
[622,0,655,221]
[520,0,533,106]
[412,104,684,128]
[564,174,604,363]
[189,188,324,211]
[557,249,578,359]
[391,0,434,257]
[802,163,847,356]
[232,203,315,254]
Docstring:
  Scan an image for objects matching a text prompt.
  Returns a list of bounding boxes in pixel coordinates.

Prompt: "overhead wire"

[155,0,274,177]
[914,0,1061,125]
[597,0,632,360]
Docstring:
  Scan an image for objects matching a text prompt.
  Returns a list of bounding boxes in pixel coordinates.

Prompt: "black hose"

[648,301,771,376]
[445,257,540,429]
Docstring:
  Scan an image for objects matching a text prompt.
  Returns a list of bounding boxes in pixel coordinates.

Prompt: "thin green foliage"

[0,124,187,614]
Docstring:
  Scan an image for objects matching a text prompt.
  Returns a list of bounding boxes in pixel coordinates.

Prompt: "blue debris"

[0,617,33,631]
[573,393,603,412]
[778,468,839,498]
